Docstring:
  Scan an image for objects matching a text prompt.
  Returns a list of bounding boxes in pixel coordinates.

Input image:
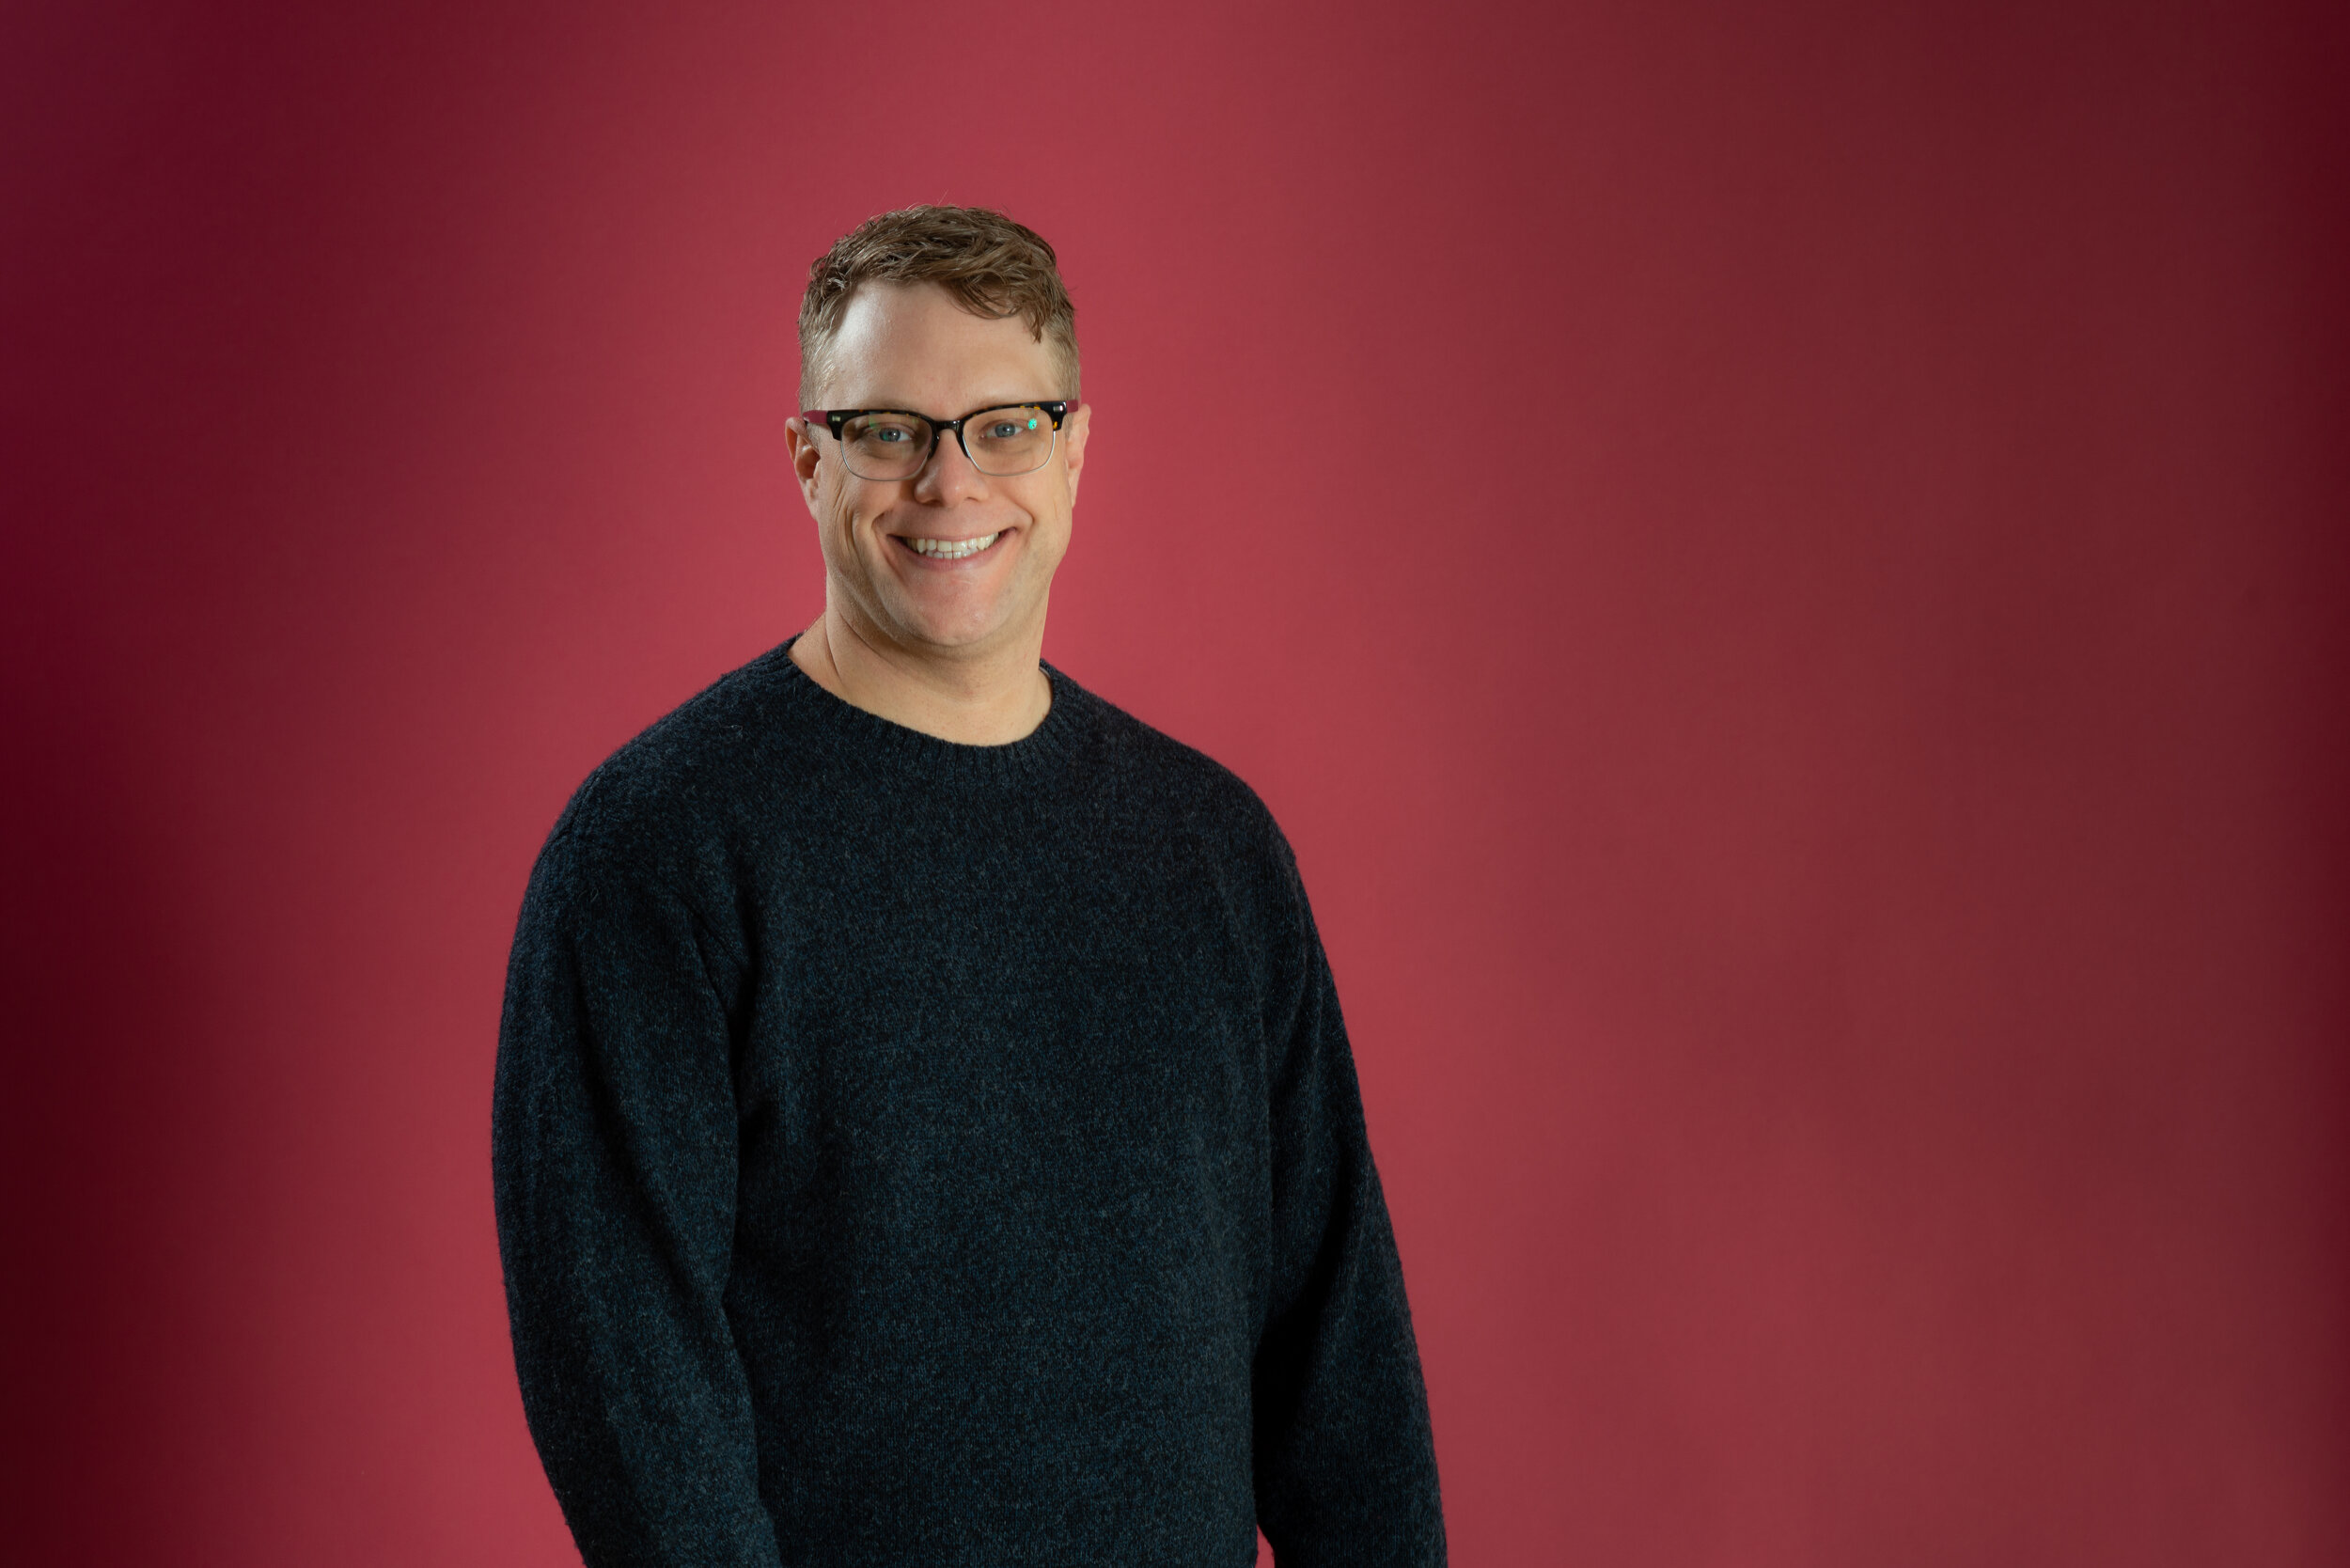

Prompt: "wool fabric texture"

[493,640,1444,1567]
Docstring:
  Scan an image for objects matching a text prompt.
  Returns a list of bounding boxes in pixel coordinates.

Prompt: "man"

[493,205,1443,1567]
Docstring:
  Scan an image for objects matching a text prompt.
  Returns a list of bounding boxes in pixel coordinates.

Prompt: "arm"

[1253,844,1447,1567]
[491,819,782,1568]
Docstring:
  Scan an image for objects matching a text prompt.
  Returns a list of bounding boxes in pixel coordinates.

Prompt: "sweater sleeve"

[491,817,783,1568]
[1252,843,1447,1567]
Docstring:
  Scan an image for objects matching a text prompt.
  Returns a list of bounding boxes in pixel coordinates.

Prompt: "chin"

[915,618,1016,653]
[875,597,1007,651]
[893,583,1037,651]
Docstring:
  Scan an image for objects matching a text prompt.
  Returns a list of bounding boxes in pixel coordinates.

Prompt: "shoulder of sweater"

[1066,683,1322,1011]
[1060,675,1298,875]
[543,642,809,868]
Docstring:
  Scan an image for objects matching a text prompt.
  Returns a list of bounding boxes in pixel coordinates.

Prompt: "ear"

[1059,402,1092,508]
[784,416,825,516]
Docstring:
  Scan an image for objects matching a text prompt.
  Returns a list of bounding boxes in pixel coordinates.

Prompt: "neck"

[790,598,1053,745]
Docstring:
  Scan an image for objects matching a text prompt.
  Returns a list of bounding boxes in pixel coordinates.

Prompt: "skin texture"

[783,282,1091,745]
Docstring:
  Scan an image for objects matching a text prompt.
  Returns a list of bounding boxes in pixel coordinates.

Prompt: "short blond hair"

[798,205,1079,406]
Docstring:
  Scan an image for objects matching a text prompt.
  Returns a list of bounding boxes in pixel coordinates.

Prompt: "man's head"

[786,207,1090,667]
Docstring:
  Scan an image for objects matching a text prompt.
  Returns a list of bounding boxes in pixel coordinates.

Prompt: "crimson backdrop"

[4,2,2346,1563]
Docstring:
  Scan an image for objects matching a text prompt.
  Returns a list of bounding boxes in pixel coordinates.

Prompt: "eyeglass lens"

[838,407,1057,481]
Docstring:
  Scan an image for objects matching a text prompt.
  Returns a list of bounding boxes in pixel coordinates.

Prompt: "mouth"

[898,531,1002,561]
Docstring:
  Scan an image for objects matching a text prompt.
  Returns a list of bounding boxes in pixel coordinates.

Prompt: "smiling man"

[493,206,1444,1568]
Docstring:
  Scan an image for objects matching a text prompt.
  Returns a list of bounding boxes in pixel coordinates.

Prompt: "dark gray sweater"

[492,641,1444,1567]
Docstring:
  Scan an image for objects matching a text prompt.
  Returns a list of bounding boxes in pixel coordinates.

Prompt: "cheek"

[817,478,872,540]
[809,481,872,571]
[1033,485,1077,544]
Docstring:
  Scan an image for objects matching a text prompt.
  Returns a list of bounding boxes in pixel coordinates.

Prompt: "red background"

[5,2,2345,1562]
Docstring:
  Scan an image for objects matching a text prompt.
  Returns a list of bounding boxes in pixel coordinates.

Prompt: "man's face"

[788,282,1089,662]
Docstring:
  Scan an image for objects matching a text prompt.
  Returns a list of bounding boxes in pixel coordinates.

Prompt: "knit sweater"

[492,640,1444,1568]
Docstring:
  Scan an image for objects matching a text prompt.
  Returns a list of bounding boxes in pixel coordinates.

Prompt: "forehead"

[822,282,1057,407]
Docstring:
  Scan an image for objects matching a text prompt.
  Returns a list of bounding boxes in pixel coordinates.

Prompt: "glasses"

[800,400,1078,482]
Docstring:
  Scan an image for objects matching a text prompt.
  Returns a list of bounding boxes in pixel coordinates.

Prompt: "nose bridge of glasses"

[912,413,984,486]
[938,413,987,473]
[940,413,977,466]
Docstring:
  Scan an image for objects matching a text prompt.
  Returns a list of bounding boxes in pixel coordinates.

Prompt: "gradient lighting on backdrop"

[3,2,2345,1563]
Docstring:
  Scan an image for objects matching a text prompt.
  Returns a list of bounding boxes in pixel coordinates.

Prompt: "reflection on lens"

[966,405,1055,476]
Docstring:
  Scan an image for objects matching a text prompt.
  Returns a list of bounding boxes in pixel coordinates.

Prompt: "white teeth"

[907,532,999,559]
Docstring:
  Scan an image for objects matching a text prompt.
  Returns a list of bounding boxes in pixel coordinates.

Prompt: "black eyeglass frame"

[797,400,1081,478]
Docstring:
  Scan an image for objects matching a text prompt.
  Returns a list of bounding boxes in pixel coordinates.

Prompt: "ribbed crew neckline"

[768,636,1086,786]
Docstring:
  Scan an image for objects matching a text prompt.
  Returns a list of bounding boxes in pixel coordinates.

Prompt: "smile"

[903,533,1000,559]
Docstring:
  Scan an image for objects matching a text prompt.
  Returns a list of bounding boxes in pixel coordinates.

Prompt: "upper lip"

[893,526,1006,542]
